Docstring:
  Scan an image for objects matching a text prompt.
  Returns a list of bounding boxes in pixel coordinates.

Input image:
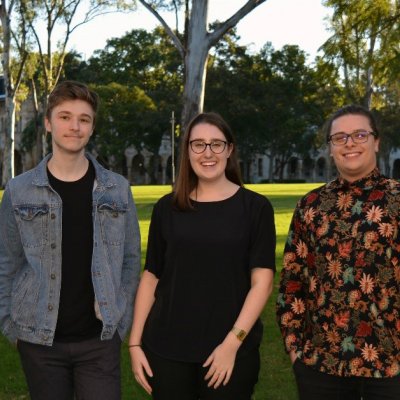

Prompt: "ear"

[227,143,233,158]
[374,138,380,152]
[44,117,51,133]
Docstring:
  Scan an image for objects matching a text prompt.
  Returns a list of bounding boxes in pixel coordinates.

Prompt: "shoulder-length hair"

[173,112,243,210]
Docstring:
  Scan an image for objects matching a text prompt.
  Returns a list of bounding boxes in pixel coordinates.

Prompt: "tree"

[205,32,272,180]
[92,82,156,166]
[261,45,323,180]
[70,27,182,155]
[321,0,400,176]
[21,0,120,161]
[0,0,29,185]
[137,0,267,130]
[207,41,323,182]
[321,0,400,108]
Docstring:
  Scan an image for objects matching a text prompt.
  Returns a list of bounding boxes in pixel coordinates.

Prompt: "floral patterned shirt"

[276,168,400,378]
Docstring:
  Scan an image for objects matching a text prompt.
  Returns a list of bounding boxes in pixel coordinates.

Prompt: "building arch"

[316,157,326,180]
[131,153,146,184]
[303,156,314,179]
[393,159,400,179]
[288,157,299,178]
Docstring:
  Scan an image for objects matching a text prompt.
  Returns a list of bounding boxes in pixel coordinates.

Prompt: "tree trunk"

[181,0,209,130]
[29,79,42,165]
[2,99,16,185]
[1,1,15,185]
[137,0,267,132]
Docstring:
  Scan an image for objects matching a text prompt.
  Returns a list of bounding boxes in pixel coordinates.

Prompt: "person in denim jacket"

[0,81,141,400]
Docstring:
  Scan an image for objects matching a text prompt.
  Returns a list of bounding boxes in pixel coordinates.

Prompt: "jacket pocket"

[14,205,49,248]
[97,202,127,246]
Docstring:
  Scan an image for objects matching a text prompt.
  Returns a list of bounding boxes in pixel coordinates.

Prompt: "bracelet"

[128,344,141,348]
[231,326,247,342]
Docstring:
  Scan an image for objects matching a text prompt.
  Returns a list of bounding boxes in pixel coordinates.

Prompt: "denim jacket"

[0,153,141,345]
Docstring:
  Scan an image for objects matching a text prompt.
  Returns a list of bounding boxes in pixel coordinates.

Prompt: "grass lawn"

[0,183,322,399]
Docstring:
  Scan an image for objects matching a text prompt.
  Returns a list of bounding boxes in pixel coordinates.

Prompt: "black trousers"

[143,345,260,400]
[293,359,400,400]
[17,333,121,400]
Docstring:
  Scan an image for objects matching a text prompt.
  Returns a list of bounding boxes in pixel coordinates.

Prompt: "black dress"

[143,187,276,362]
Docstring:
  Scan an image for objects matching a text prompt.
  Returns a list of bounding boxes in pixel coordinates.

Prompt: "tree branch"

[137,0,185,58]
[208,0,266,47]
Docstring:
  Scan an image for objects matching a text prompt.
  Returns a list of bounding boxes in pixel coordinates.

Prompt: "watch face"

[232,327,247,341]
[238,330,246,340]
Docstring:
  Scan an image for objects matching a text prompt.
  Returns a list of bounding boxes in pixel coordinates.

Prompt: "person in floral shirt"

[276,105,400,400]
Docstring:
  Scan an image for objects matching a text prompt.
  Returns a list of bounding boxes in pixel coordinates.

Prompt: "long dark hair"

[173,112,243,210]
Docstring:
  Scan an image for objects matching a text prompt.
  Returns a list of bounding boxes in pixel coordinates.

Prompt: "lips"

[201,161,217,166]
[342,152,361,158]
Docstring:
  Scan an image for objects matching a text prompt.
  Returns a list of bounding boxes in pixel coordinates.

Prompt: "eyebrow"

[331,129,369,135]
[190,138,226,141]
[57,111,93,119]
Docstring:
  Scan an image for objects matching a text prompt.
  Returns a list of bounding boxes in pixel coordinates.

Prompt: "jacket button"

[51,213,56,219]
[48,304,53,311]
[50,274,56,279]
[51,243,56,249]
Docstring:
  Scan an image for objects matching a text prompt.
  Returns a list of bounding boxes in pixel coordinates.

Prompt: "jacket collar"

[32,152,116,189]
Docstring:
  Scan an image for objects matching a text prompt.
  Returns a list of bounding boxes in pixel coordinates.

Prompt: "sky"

[66,0,332,62]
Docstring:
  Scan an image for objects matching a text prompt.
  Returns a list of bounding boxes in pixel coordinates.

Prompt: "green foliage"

[64,27,183,158]
[0,183,323,400]
[92,82,157,161]
[20,118,37,152]
[321,0,400,107]
[206,41,325,180]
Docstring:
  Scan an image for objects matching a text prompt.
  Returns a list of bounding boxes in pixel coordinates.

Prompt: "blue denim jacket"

[0,153,141,345]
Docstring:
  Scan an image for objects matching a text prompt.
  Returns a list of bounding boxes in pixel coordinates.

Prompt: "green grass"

[0,183,323,399]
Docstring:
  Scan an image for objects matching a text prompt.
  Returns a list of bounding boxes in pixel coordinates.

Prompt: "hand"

[203,339,239,389]
[289,349,297,365]
[129,346,153,395]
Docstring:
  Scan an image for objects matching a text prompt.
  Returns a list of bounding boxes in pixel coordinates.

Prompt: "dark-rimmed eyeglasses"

[189,139,227,154]
[328,130,377,146]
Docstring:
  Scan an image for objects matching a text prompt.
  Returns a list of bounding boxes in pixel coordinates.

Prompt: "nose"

[69,117,79,131]
[345,136,356,147]
[204,145,213,156]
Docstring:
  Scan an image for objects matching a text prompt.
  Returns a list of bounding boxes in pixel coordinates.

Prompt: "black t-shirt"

[48,161,102,342]
[143,187,276,362]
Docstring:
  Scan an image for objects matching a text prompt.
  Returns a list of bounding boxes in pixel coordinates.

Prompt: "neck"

[340,166,377,183]
[47,151,89,182]
[194,177,239,202]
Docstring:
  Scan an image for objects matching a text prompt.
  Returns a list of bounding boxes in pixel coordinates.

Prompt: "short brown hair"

[326,104,379,142]
[46,80,99,123]
[173,112,243,210]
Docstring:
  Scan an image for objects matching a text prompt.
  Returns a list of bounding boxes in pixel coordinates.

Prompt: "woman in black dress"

[129,112,276,400]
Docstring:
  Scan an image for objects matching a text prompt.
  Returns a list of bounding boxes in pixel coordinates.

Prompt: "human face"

[188,123,233,184]
[45,99,94,156]
[329,114,379,182]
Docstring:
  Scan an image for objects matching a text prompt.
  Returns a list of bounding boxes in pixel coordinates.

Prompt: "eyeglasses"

[328,130,377,146]
[189,139,227,154]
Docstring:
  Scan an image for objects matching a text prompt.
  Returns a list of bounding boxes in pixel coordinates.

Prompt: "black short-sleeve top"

[143,187,276,362]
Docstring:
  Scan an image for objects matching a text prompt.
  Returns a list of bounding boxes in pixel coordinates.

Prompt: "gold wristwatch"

[231,326,247,342]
